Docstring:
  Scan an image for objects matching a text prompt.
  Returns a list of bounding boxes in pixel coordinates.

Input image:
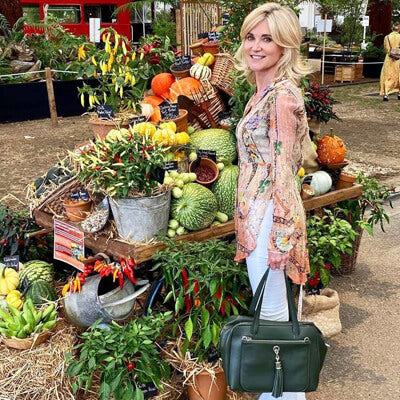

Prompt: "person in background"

[233,3,311,400]
[380,23,400,101]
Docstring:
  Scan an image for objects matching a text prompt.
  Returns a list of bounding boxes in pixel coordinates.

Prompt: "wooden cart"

[34,185,363,264]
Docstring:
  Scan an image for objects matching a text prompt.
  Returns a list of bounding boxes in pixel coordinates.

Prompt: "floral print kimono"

[234,78,310,285]
[380,31,400,96]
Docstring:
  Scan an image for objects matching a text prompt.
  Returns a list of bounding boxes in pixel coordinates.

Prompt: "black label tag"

[129,115,147,126]
[174,55,191,69]
[137,382,158,398]
[159,102,179,121]
[306,288,321,295]
[163,161,178,171]
[198,32,208,39]
[3,255,20,271]
[207,31,220,42]
[96,105,114,120]
[197,149,217,162]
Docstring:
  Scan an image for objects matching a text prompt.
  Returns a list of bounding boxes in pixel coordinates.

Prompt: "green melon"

[190,129,237,163]
[26,280,57,305]
[19,261,54,289]
[171,183,217,231]
[211,164,239,219]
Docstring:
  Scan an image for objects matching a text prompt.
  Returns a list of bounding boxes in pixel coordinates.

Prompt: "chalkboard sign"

[207,31,220,42]
[96,105,114,120]
[163,161,178,171]
[137,382,158,399]
[174,55,191,69]
[159,102,179,121]
[3,255,19,271]
[129,115,147,126]
[306,288,321,295]
[197,149,217,162]
[198,32,208,39]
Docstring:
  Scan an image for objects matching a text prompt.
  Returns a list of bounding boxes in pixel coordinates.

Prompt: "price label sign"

[3,255,20,271]
[198,32,208,39]
[207,31,220,42]
[306,288,321,296]
[159,102,179,121]
[96,105,114,120]
[163,161,178,171]
[197,149,217,162]
[129,115,147,126]
[174,55,191,69]
[137,382,158,398]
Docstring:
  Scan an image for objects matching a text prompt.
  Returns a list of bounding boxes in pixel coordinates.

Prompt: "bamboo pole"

[45,67,58,127]
[321,14,327,85]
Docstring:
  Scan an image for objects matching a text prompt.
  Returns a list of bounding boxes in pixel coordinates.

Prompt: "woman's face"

[243,19,284,74]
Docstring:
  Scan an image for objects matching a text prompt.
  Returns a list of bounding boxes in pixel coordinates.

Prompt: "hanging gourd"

[151,73,175,98]
[0,265,19,295]
[302,171,332,196]
[317,129,346,164]
[190,63,212,81]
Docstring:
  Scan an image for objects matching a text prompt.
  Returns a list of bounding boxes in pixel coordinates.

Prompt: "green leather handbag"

[219,269,328,397]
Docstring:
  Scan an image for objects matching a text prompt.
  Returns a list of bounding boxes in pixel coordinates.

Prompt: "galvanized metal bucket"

[109,190,171,242]
[63,275,150,327]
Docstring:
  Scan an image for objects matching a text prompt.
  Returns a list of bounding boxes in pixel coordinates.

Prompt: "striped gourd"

[190,63,212,81]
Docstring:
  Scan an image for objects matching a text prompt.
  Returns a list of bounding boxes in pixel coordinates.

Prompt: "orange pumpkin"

[151,73,175,98]
[150,106,162,124]
[142,95,163,124]
[169,77,202,101]
[317,129,346,164]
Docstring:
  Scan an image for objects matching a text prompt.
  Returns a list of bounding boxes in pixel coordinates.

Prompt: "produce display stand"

[33,184,363,264]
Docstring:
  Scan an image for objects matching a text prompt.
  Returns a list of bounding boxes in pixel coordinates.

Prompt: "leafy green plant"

[66,314,172,400]
[306,208,357,288]
[152,239,250,363]
[361,43,386,60]
[151,11,177,46]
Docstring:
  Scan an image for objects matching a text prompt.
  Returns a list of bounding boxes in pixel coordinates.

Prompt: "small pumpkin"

[6,289,24,310]
[190,63,212,81]
[133,122,156,137]
[302,171,332,196]
[198,52,215,66]
[317,129,346,164]
[0,265,19,295]
[169,77,202,102]
[151,73,175,98]
[175,132,190,145]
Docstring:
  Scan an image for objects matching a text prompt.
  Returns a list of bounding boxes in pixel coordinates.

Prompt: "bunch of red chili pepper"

[62,257,136,296]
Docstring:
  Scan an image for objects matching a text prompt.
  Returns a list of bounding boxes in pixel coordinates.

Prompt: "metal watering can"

[63,274,150,327]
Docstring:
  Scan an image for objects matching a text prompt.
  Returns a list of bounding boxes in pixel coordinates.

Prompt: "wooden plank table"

[34,184,363,264]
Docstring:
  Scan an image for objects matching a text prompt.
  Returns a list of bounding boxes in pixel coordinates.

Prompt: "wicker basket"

[332,226,363,275]
[2,329,51,350]
[210,53,235,97]
[37,176,86,217]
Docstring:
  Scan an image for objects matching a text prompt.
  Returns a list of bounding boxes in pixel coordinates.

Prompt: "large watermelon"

[190,129,237,163]
[19,261,54,289]
[171,183,217,230]
[26,280,57,305]
[211,164,239,219]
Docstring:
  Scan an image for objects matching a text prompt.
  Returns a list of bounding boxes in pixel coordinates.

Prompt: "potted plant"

[65,313,172,400]
[70,131,171,242]
[152,239,250,400]
[361,43,385,78]
[76,28,148,137]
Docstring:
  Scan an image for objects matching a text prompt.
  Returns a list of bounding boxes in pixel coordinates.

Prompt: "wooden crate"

[334,63,363,83]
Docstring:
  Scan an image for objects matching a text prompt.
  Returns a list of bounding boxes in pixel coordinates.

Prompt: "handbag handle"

[249,268,300,337]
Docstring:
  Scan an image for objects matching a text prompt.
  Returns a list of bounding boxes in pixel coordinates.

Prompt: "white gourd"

[190,63,212,81]
[302,171,332,196]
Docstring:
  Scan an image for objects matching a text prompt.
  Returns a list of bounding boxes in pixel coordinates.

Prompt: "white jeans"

[246,201,306,400]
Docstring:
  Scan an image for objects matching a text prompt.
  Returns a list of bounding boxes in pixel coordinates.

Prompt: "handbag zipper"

[241,336,311,343]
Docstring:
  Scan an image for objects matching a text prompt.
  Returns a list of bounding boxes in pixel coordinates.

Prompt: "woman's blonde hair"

[235,2,310,86]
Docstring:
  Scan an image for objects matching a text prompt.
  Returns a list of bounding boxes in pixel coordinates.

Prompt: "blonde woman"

[234,3,310,399]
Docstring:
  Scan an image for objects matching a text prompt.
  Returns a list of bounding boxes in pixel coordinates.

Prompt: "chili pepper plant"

[66,313,172,400]
[152,239,250,364]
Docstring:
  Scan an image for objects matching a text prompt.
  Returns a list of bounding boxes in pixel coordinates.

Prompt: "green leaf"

[320,268,330,287]
[202,325,212,349]
[134,388,145,400]
[211,323,219,346]
[99,381,111,400]
[201,308,210,326]
[88,356,96,370]
[184,317,193,341]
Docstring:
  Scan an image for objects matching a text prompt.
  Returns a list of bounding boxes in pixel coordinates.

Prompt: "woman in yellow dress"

[380,23,400,101]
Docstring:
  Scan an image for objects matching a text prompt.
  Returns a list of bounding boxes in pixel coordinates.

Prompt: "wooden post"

[176,8,182,53]
[321,14,327,85]
[45,67,58,127]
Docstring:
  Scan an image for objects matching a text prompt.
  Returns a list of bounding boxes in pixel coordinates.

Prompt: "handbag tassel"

[272,346,283,398]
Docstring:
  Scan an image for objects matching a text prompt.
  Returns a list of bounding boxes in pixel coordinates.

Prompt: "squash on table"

[317,129,346,164]
[190,63,212,81]
[0,265,19,295]
[169,77,202,101]
[6,289,24,310]
[151,73,175,98]
[302,171,332,196]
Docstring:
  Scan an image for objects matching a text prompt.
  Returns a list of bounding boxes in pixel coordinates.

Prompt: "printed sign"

[129,115,147,126]
[137,382,158,398]
[197,149,217,162]
[174,55,191,69]
[159,102,179,120]
[207,31,220,41]
[96,105,114,120]
[316,18,333,33]
[362,16,369,27]
[3,255,20,271]
[54,219,85,271]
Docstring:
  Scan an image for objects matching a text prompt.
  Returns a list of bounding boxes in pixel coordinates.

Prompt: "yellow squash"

[0,267,19,295]
[6,289,24,310]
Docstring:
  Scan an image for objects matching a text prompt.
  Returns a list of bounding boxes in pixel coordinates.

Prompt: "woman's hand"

[268,251,289,270]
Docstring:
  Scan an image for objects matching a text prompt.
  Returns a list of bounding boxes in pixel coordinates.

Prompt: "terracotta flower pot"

[162,109,188,133]
[301,183,315,200]
[187,367,227,400]
[335,172,357,190]
[189,158,219,186]
[202,41,220,55]
[64,199,92,222]
[170,64,192,79]
[88,118,130,139]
